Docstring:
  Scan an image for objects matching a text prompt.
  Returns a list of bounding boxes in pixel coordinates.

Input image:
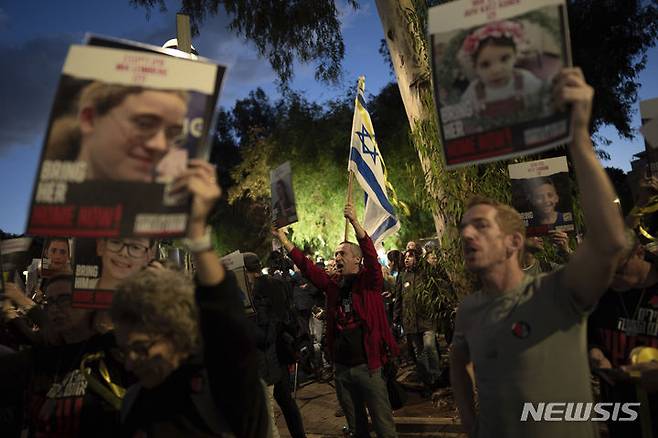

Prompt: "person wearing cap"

[272,203,399,438]
[245,253,306,438]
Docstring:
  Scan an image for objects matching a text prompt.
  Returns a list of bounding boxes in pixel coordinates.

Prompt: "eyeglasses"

[44,294,72,309]
[106,239,150,258]
[110,113,186,149]
[119,338,161,360]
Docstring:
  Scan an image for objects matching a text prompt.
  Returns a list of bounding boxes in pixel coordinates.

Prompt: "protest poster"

[0,238,33,286]
[72,237,156,309]
[508,156,574,236]
[270,162,298,229]
[428,0,572,168]
[41,238,73,278]
[27,38,226,238]
[221,251,255,315]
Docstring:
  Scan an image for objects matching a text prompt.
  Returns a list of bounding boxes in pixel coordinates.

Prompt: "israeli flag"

[348,76,401,248]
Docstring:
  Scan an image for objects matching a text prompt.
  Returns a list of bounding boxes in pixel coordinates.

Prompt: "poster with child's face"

[41,238,73,278]
[428,0,572,168]
[72,237,155,309]
[508,156,575,236]
[27,41,225,238]
[270,162,298,229]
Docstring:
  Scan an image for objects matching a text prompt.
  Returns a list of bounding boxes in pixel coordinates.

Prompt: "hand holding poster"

[428,0,572,167]
[27,39,225,238]
[508,156,575,236]
[72,237,156,309]
[270,162,298,229]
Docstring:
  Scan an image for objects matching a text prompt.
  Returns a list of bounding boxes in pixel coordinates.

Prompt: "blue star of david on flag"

[347,76,400,249]
[355,124,379,165]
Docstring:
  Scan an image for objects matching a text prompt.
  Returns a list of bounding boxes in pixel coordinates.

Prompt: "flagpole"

[344,170,354,241]
[345,76,365,241]
[176,14,192,54]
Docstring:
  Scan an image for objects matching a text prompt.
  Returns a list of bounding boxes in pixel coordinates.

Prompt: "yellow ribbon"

[80,352,126,410]
[638,225,656,242]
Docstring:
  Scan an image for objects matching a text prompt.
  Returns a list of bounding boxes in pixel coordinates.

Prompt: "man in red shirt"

[273,203,399,438]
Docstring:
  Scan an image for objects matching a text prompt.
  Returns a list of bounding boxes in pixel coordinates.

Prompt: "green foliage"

[209,83,434,258]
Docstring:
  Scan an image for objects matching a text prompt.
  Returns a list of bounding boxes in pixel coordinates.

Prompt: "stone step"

[394,416,463,434]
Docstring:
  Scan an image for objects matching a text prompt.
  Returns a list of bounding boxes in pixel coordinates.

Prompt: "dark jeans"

[407,331,440,388]
[274,365,306,438]
[334,363,397,438]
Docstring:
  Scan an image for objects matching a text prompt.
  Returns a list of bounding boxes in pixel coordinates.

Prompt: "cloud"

[192,14,278,101]
[0,34,78,154]
[0,8,283,154]
[337,0,371,31]
[0,8,8,31]
[122,12,277,104]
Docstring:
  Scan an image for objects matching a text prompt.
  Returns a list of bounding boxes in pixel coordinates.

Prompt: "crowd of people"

[1,68,657,438]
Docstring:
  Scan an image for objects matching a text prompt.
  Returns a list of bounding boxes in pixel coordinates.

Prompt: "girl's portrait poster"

[428,0,572,168]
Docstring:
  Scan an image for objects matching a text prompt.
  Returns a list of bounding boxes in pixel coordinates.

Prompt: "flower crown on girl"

[460,20,525,62]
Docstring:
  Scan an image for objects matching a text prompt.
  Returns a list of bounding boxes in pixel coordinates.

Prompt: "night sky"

[0,0,656,234]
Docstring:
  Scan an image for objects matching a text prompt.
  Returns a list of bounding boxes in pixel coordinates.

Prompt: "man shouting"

[273,203,399,438]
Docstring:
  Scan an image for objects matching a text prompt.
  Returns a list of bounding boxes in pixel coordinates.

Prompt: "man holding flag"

[347,76,401,249]
[271,77,400,438]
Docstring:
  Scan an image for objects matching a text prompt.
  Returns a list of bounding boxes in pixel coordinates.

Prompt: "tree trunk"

[374,0,446,240]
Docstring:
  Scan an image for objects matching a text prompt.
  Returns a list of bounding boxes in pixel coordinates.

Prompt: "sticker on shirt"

[342,298,352,314]
[511,321,531,339]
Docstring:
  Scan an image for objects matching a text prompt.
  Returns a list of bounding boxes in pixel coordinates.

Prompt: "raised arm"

[344,203,383,288]
[177,159,225,286]
[272,227,332,292]
[344,203,366,239]
[178,160,268,438]
[557,68,628,308]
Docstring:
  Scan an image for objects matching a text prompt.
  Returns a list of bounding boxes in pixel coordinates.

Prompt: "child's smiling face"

[474,42,517,89]
[530,183,559,218]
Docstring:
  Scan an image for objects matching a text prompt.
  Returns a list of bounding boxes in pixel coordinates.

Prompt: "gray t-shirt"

[453,270,598,438]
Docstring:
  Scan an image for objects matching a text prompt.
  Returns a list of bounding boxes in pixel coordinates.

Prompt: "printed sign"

[27,39,225,238]
[428,0,572,167]
[270,162,298,229]
[0,238,33,285]
[221,250,255,315]
[508,156,575,236]
[72,237,155,309]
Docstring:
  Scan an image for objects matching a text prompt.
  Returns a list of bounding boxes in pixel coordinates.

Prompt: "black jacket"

[252,275,296,385]
[121,272,269,438]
